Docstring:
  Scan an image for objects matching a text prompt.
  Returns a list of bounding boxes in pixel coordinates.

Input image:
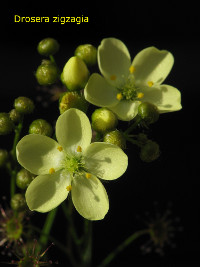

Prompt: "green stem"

[124,116,141,135]
[10,117,24,198]
[61,201,81,246]
[97,229,149,267]
[81,219,92,266]
[125,136,142,147]
[38,208,57,250]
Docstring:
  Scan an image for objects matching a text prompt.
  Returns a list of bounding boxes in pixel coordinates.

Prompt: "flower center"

[116,73,144,101]
[64,154,85,176]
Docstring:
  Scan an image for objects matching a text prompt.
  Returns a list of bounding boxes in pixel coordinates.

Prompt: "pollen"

[116,93,123,100]
[77,146,82,152]
[129,65,135,74]
[148,81,154,87]
[137,92,144,99]
[49,168,55,174]
[110,75,116,81]
[57,146,63,152]
[66,185,72,191]
[85,173,91,179]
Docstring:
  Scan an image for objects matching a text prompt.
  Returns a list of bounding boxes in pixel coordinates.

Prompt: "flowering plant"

[0,37,182,266]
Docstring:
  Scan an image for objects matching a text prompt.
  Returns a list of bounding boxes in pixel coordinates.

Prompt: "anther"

[57,146,63,152]
[85,173,91,179]
[49,168,55,174]
[110,75,116,81]
[77,146,82,152]
[129,65,135,74]
[148,81,154,87]
[137,92,144,99]
[66,185,72,191]
[116,93,123,101]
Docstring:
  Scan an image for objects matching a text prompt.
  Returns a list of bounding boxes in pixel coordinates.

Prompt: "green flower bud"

[138,102,159,125]
[140,140,160,162]
[91,108,118,134]
[62,56,90,91]
[35,60,59,85]
[29,119,53,137]
[74,44,97,67]
[14,97,35,115]
[9,109,23,124]
[10,193,27,212]
[16,168,35,190]
[103,129,126,149]
[37,37,60,56]
[0,112,14,135]
[59,91,88,114]
[0,149,9,167]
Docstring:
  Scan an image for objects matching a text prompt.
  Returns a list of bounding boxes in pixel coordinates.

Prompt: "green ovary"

[65,155,85,176]
[117,74,139,101]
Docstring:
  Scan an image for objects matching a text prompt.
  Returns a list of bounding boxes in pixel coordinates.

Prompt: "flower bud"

[103,129,126,149]
[59,92,88,114]
[0,149,8,167]
[29,119,53,137]
[10,193,27,212]
[0,112,14,135]
[35,60,59,85]
[91,108,118,134]
[74,44,97,67]
[138,102,159,125]
[9,109,23,124]
[140,140,160,162]
[61,56,90,91]
[16,168,35,190]
[37,37,60,56]
[14,97,35,115]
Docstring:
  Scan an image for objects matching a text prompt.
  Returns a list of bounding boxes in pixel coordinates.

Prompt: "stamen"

[85,173,91,179]
[148,81,154,87]
[116,93,123,100]
[137,92,144,99]
[66,185,72,191]
[49,168,55,174]
[110,75,116,81]
[57,146,63,152]
[77,146,82,152]
[129,65,135,74]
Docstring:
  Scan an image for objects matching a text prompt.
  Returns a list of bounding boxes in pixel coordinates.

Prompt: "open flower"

[16,108,128,220]
[84,38,182,121]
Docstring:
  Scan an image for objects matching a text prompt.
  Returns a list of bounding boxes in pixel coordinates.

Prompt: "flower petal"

[98,38,131,86]
[71,174,109,220]
[109,100,141,121]
[16,134,65,175]
[84,142,128,180]
[25,170,70,212]
[132,47,174,86]
[56,108,92,154]
[84,73,119,107]
[140,84,182,113]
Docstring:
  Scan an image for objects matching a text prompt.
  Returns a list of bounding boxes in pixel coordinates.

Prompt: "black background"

[0,2,199,266]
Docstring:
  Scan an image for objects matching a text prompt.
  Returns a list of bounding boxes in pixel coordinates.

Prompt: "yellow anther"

[66,185,72,191]
[77,146,82,152]
[57,146,63,152]
[49,168,55,174]
[116,93,123,101]
[147,81,154,87]
[137,92,144,99]
[129,65,135,74]
[110,75,116,81]
[85,173,91,179]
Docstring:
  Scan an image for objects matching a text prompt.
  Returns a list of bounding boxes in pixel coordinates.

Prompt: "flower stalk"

[98,229,150,267]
